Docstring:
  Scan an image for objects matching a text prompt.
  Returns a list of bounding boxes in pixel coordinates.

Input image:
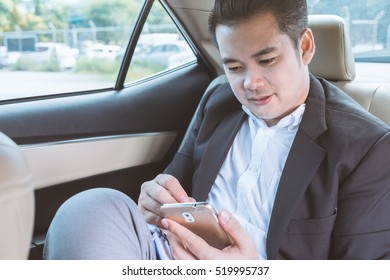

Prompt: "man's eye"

[227,66,242,72]
[259,57,276,65]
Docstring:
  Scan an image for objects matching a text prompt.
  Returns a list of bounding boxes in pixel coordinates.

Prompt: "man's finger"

[163,230,197,260]
[218,209,254,250]
[156,174,192,203]
[162,218,218,260]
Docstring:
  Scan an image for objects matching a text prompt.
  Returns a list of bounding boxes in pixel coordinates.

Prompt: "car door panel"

[21,132,177,190]
[0,63,212,259]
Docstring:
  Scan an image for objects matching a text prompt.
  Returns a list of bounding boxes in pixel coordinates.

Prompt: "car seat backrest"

[308,14,390,125]
[308,14,356,82]
[0,132,34,259]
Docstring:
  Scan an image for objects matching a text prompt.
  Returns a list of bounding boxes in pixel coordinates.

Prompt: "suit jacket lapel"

[266,130,326,258]
[266,75,328,259]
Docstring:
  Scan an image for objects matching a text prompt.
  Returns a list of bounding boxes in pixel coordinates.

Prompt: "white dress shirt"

[206,104,305,259]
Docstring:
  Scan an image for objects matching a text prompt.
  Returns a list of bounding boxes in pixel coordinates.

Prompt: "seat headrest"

[308,14,355,81]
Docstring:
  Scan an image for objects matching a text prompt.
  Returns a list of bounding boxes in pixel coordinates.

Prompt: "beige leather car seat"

[309,14,390,125]
[308,14,356,82]
[0,132,34,259]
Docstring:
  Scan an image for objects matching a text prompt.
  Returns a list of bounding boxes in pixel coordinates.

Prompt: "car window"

[0,0,144,101]
[125,1,196,83]
[0,0,196,101]
[308,0,389,63]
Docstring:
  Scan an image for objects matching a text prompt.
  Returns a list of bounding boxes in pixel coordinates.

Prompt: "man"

[44,0,390,260]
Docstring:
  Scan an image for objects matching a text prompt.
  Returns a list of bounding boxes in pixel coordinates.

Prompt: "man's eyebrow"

[222,46,278,64]
[222,57,241,64]
[251,46,278,58]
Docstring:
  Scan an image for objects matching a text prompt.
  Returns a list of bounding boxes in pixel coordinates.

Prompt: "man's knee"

[44,188,151,259]
[56,187,138,217]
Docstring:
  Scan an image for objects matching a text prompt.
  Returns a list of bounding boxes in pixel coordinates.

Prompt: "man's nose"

[244,68,266,91]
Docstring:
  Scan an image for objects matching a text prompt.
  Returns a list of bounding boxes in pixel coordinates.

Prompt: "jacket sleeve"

[330,132,390,259]
[163,85,219,195]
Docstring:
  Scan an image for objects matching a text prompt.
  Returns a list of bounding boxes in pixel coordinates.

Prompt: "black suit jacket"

[165,74,390,259]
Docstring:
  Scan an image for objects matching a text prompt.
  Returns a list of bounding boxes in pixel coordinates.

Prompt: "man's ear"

[300,28,315,65]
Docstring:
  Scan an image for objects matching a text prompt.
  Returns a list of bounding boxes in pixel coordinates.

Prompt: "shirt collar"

[242,104,306,131]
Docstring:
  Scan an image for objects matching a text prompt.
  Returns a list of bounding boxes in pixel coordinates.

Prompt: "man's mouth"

[248,94,273,105]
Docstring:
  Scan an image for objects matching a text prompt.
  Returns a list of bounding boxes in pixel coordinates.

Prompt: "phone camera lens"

[182,212,195,223]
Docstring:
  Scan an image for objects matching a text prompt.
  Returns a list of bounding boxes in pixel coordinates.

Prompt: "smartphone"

[160,202,232,250]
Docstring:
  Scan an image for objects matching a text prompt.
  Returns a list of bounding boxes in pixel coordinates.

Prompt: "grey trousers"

[43,188,157,260]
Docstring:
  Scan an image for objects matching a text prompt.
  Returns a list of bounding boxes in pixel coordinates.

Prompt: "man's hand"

[138,174,195,227]
[162,209,259,260]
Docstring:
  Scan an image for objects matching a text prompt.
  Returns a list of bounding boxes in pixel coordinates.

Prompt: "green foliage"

[0,0,13,20]
[11,52,60,72]
[40,50,60,72]
[18,12,47,31]
[74,56,165,82]
[147,2,173,25]
[86,0,137,26]
[0,0,69,32]
[0,0,140,33]
[84,0,142,44]
[10,56,32,71]
[126,63,166,82]
[75,57,119,74]
[0,0,20,32]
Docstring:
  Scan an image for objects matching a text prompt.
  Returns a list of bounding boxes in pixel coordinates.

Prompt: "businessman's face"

[216,12,315,126]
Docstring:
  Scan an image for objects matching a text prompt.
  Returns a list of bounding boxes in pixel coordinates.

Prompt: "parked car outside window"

[27,42,79,70]
[132,40,193,69]
[86,44,121,61]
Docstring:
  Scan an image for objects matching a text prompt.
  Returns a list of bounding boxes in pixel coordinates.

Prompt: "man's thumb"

[218,209,247,245]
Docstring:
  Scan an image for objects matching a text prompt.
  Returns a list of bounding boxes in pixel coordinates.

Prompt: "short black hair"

[209,0,308,50]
